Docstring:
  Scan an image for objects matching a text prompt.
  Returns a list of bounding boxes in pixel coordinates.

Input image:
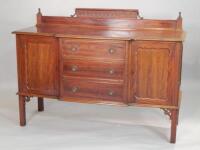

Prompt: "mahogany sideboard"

[12,8,185,143]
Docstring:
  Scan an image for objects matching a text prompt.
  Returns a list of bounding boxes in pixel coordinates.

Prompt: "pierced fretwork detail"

[160,108,172,120]
[70,13,76,17]
[25,96,31,102]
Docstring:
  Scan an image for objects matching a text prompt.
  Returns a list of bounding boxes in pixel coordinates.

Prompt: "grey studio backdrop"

[0,0,199,150]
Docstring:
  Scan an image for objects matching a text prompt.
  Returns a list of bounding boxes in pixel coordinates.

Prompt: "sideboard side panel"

[131,41,180,106]
[16,35,27,93]
[16,35,59,97]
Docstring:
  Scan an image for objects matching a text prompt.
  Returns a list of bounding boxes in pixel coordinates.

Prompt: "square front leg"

[170,109,178,143]
[19,95,26,126]
[38,97,44,112]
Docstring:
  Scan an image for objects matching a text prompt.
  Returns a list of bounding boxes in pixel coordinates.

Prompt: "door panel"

[137,48,169,100]
[24,36,58,96]
[131,41,176,105]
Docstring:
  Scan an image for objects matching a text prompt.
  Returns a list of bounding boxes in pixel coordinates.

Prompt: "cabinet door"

[131,41,181,106]
[17,35,59,96]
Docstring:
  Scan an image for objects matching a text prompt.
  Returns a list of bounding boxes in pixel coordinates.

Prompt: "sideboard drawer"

[61,77,124,102]
[60,39,126,60]
[62,59,124,79]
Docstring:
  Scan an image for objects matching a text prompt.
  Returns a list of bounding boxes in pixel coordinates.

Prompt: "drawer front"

[61,77,124,102]
[62,59,124,79]
[60,39,126,60]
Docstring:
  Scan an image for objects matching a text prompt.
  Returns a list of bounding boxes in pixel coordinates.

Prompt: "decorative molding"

[161,108,172,120]
[25,96,31,102]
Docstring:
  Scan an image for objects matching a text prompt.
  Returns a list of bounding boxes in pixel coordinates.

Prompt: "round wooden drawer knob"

[108,48,115,54]
[71,65,78,72]
[109,69,115,75]
[72,87,79,93]
[108,90,114,96]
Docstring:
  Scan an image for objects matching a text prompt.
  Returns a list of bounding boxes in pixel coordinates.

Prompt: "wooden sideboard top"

[13,8,185,41]
[13,26,185,41]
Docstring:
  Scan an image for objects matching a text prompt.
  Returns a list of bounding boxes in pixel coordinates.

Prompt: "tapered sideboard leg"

[38,97,44,112]
[19,95,26,126]
[170,109,178,143]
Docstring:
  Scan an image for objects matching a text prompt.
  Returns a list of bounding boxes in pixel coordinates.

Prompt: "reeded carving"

[74,8,140,19]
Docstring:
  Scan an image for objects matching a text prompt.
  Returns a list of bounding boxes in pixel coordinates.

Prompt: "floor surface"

[0,80,199,150]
